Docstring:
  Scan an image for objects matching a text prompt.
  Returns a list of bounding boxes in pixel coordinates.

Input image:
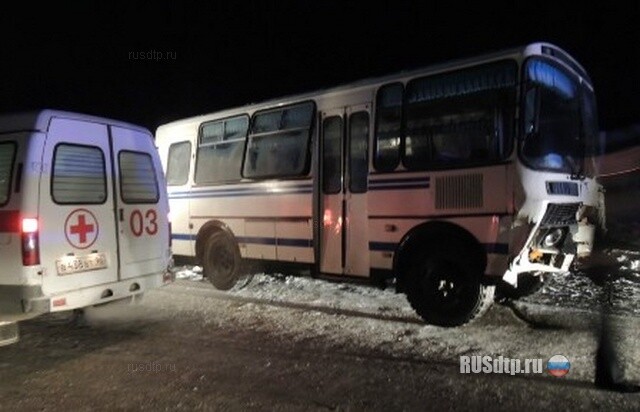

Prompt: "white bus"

[0,110,173,344]
[156,43,604,326]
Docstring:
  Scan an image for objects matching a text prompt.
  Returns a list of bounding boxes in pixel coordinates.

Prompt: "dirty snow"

[155,246,640,385]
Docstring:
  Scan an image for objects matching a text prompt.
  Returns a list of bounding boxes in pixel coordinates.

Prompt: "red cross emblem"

[64,209,99,249]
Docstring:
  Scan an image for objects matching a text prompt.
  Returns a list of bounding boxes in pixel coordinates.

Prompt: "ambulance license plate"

[56,253,108,275]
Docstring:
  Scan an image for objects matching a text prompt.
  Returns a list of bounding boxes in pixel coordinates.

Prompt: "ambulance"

[0,110,173,344]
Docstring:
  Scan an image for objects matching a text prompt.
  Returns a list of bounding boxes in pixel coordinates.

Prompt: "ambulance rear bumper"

[0,285,49,322]
[0,269,175,322]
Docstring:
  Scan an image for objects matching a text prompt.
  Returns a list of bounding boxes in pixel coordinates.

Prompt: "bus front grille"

[540,203,580,227]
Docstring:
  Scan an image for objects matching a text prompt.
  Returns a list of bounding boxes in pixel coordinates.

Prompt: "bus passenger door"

[319,105,370,277]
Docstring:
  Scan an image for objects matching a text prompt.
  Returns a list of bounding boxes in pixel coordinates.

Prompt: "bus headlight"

[541,227,566,248]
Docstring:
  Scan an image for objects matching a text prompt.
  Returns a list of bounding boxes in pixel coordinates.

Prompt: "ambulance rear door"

[39,118,119,296]
[111,125,169,280]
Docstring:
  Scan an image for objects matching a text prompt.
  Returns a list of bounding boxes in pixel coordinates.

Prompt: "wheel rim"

[420,260,477,314]
[210,241,236,281]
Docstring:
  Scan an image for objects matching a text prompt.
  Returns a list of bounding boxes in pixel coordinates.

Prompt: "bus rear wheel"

[405,254,494,327]
[202,231,241,290]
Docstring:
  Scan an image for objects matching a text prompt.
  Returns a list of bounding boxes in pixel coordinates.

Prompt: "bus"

[156,43,604,327]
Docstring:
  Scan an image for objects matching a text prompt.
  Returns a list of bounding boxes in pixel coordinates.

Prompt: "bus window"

[119,151,160,204]
[521,59,582,174]
[322,116,342,194]
[349,112,369,193]
[374,83,402,172]
[244,102,314,179]
[195,115,248,184]
[405,60,516,170]
[0,142,16,206]
[52,144,107,205]
[166,141,191,186]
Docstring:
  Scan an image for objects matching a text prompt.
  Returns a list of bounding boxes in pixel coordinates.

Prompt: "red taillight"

[21,218,40,266]
[22,218,38,233]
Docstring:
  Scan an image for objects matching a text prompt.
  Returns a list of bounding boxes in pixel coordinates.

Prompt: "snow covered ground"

[3,247,639,410]
[163,246,640,385]
[173,247,640,318]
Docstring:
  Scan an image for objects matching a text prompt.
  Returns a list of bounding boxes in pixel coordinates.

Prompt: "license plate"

[56,253,108,275]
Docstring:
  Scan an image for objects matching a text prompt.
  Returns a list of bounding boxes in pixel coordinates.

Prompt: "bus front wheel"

[405,253,494,327]
[202,231,241,290]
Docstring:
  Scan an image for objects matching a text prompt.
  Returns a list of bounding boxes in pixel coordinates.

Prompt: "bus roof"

[156,42,590,132]
[0,109,151,135]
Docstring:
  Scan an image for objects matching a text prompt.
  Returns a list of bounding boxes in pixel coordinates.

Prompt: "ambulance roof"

[0,109,150,135]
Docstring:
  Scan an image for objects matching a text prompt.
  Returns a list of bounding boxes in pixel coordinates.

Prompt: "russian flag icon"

[547,355,571,377]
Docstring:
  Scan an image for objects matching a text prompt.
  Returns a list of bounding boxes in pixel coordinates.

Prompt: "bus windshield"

[521,58,597,176]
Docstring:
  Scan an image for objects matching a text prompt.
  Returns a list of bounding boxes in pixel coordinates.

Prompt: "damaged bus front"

[504,50,604,287]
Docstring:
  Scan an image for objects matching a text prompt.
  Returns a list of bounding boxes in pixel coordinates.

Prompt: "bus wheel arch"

[195,221,235,262]
[393,221,493,327]
[196,221,241,290]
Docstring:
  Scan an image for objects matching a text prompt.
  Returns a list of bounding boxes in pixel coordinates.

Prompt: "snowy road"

[1,268,639,410]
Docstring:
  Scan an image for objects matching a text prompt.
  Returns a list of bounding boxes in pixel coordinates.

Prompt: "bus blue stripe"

[237,236,276,245]
[171,234,313,248]
[172,233,196,241]
[368,242,397,252]
[368,241,509,255]
[276,238,314,247]
[169,187,312,199]
[168,178,434,199]
[368,183,430,191]
[368,176,430,191]
[368,176,431,184]
[173,234,506,254]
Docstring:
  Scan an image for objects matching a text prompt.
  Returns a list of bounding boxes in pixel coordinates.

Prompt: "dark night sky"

[1,2,638,132]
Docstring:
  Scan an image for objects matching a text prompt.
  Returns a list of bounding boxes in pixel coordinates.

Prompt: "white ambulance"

[0,110,173,343]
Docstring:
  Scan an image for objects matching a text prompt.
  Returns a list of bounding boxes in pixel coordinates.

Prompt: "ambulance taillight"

[21,218,40,266]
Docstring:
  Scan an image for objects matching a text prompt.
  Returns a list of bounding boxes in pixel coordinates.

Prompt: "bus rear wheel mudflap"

[202,231,241,290]
[404,244,494,327]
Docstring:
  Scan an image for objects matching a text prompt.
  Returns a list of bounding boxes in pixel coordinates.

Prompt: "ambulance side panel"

[0,133,47,280]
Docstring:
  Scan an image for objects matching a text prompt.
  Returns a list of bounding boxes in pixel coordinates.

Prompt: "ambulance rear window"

[52,144,107,204]
[119,151,159,204]
[0,142,16,206]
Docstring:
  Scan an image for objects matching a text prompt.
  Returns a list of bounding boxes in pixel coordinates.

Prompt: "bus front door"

[319,105,370,277]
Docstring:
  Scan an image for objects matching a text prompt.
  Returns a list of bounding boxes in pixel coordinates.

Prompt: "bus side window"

[195,116,248,185]
[404,60,517,170]
[322,116,342,194]
[244,102,314,179]
[166,141,191,186]
[374,83,403,172]
[349,112,369,193]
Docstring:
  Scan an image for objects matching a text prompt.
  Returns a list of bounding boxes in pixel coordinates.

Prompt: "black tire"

[202,231,241,290]
[405,253,494,327]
